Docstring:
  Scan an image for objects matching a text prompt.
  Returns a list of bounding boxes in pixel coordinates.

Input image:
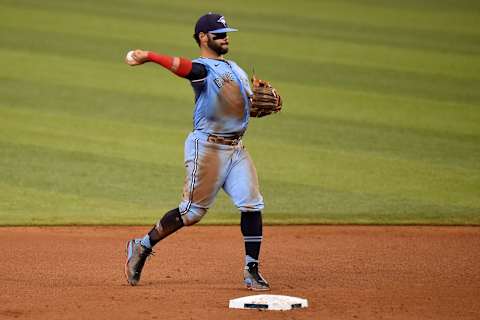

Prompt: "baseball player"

[124,13,274,291]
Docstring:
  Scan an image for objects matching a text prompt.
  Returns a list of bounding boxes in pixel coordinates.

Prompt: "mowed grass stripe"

[3,45,478,110]
[203,180,480,225]
[247,56,479,105]
[0,141,182,207]
[0,3,197,54]
[278,84,480,136]
[4,25,480,81]
[3,2,480,80]
[2,5,479,80]
[2,1,480,73]
[237,37,480,80]
[4,0,478,35]
[250,114,479,171]
[3,26,479,99]
[0,183,155,225]
[3,74,478,141]
[0,49,194,102]
[0,106,186,166]
[4,0,478,41]
[0,77,194,130]
[249,140,478,205]
[3,106,476,206]
[5,82,476,178]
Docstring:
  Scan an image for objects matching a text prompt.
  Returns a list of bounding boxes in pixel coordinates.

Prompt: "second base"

[229,294,308,311]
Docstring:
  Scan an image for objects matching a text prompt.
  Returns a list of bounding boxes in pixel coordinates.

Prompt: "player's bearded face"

[207,34,229,55]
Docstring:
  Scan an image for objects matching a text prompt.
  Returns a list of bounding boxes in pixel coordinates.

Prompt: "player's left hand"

[250,75,282,118]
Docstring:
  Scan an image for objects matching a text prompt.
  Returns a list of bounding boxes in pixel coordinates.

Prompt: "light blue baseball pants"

[178,131,264,225]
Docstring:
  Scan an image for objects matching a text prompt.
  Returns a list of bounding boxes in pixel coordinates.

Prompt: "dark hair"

[193,33,201,46]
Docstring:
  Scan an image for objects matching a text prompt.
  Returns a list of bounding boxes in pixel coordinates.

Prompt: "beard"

[207,37,229,55]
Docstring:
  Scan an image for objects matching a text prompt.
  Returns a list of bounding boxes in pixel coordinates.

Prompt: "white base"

[229,294,308,311]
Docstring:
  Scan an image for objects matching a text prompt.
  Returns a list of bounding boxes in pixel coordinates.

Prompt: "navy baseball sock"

[141,208,184,248]
[241,211,263,265]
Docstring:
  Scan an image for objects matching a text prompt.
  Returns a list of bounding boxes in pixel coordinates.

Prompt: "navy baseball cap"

[194,13,238,34]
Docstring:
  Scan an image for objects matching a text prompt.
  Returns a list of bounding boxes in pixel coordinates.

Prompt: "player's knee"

[180,208,207,226]
[237,202,264,212]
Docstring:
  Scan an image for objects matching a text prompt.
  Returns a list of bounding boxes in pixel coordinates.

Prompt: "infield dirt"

[1,226,479,319]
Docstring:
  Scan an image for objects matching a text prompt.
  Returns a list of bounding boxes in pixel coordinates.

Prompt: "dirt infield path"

[0,226,479,319]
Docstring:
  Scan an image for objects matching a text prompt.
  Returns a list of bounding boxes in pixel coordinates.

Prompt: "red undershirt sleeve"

[147,51,193,78]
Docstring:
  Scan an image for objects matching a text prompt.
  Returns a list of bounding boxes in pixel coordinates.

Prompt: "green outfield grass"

[1,0,479,225]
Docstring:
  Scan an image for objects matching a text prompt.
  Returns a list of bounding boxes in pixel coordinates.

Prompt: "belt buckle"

[208,135,221,144]
[208,134,239,145]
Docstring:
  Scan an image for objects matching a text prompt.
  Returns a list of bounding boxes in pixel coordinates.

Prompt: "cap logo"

[217,16,227,27]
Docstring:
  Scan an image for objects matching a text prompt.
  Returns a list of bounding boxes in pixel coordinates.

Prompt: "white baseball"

[126,50,136,62]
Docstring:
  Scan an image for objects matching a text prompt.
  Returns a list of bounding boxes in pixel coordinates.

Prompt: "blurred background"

[0,0,479,225]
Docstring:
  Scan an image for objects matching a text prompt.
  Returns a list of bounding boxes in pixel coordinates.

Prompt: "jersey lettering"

[214,72,235,88]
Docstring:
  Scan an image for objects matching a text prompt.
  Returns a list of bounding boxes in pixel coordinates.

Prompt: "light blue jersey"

[190,57,253,137]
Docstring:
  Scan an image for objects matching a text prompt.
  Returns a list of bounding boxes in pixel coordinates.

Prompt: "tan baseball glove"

[250,75,283,118]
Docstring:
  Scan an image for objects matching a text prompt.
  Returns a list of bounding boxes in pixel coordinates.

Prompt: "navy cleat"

[124,239,153,286]
[244,262,270,291]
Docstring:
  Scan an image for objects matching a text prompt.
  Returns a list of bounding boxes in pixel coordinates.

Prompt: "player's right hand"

[125,49,149,66]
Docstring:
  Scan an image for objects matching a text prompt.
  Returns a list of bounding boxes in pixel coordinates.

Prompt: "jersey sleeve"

[186,63,207,81]
[189,61,209,101]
